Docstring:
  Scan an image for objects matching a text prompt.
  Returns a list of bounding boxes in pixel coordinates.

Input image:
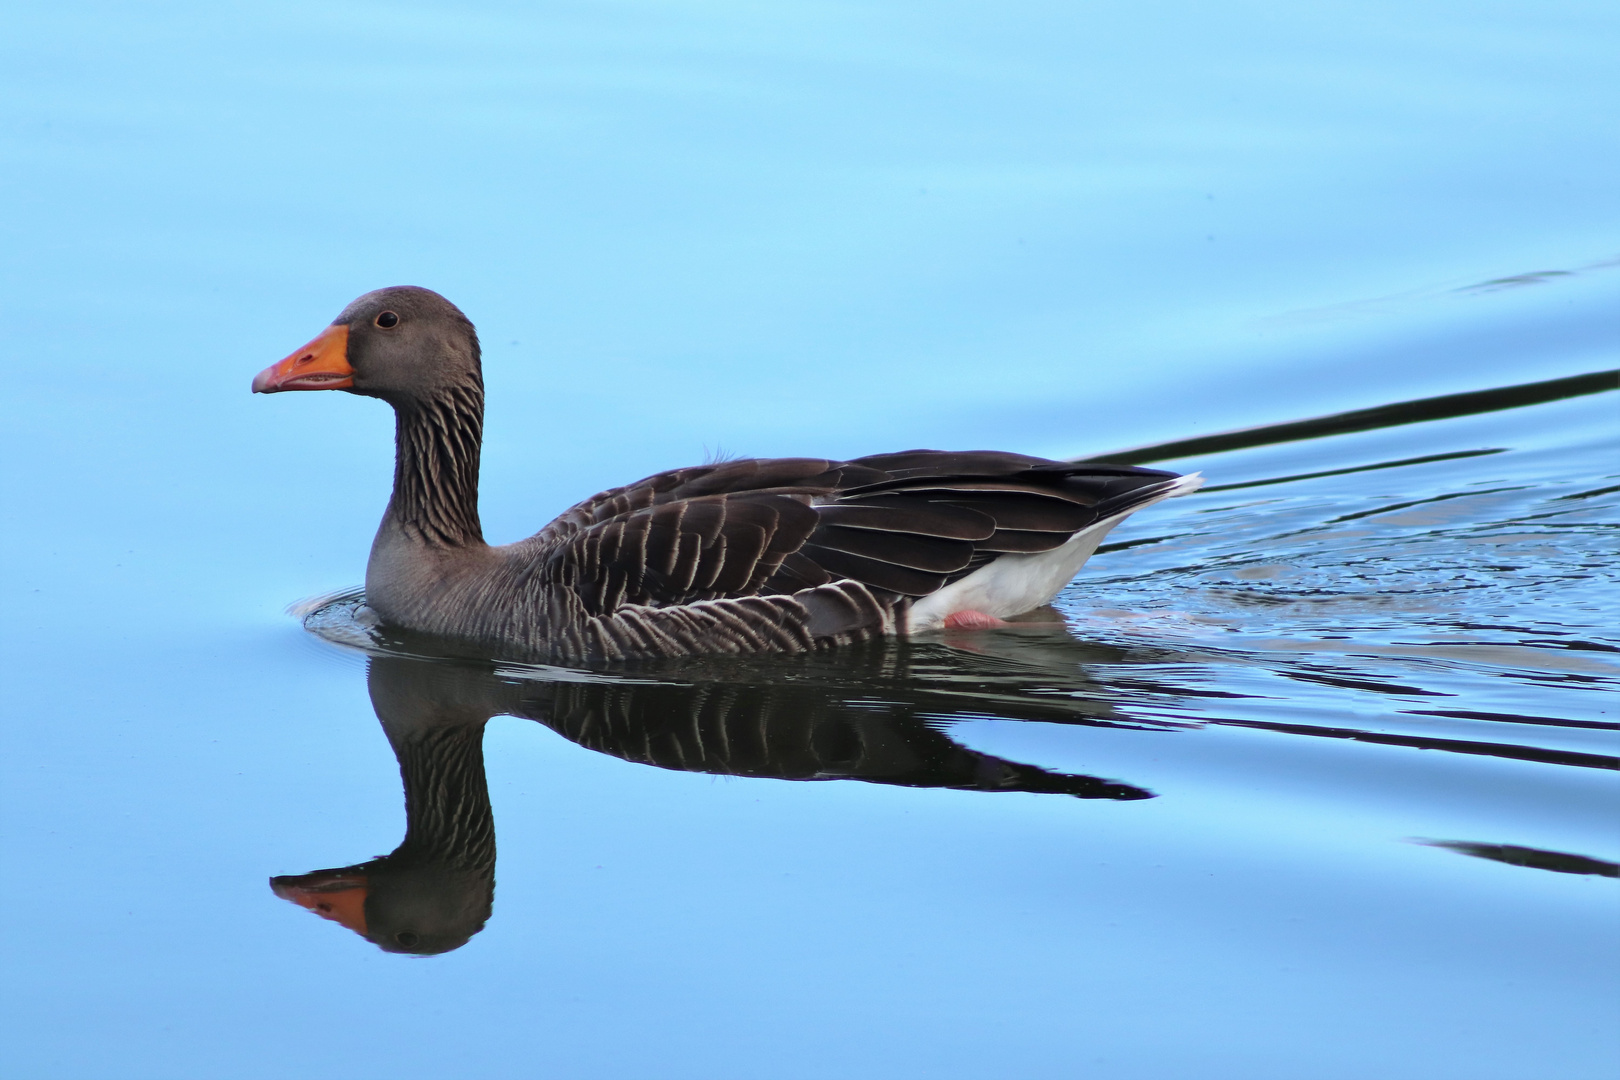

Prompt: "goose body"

[254,287,1201,663]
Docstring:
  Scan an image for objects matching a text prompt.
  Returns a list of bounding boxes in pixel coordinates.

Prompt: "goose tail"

[907,470,1202,632]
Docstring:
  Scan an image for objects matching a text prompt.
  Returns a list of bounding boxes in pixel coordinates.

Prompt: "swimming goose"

[253,287,1201,662]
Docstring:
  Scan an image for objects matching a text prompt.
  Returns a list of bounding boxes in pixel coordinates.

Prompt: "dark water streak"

[1084,368,1620,465]
[1417,839,1620,878]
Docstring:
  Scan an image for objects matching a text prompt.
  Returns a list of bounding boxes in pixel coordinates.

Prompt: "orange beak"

[270,872,370,937]
[252,324,353,393]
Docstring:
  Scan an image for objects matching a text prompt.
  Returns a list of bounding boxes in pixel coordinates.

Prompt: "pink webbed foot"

[943,609,1013,630]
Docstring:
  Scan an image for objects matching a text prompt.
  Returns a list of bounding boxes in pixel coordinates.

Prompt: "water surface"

[3,2,1618,1078]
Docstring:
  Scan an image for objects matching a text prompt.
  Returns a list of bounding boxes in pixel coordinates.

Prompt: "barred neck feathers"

[390,380,486,548]
[392,718,496,872]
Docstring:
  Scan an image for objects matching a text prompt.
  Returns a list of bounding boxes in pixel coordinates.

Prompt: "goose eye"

[395,931,419,947]
[375,311,399,329]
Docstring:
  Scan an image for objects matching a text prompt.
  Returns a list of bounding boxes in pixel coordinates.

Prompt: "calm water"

[3,3,1618,1078]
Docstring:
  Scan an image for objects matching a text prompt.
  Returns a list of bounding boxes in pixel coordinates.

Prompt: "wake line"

[1078,368,1620,465]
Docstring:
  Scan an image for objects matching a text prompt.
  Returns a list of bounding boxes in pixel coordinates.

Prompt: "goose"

[253,287,1201,663]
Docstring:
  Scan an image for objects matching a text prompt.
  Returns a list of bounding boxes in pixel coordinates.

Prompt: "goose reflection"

[272,659,500,955]
[273,614,1161,955]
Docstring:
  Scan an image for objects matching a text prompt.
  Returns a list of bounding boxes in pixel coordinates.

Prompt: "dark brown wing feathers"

[850,449,1053,477]
[543,450,1181,614]
[769,551,834,591]
[865,488,1093,533]
[814,500,996,540]
[795,544,953,597]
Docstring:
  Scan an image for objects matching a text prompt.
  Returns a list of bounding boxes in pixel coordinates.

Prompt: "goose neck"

[389,384,486,548]
[393,719,496,871]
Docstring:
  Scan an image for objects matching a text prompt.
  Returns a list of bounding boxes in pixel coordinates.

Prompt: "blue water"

[2,3,1617,1078]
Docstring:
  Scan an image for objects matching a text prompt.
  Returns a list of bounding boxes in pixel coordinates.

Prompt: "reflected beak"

[252,324,353,393]
[270,871,370,936]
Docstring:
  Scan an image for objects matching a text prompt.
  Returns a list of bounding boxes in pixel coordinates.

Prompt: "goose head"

[251,286,481,405]
[271,858,493,956]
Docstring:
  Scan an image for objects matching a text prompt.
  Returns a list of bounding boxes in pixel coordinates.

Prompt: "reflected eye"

[375,311,399,329]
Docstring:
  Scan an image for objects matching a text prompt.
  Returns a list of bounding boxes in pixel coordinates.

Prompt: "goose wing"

[534,452,1184,616]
